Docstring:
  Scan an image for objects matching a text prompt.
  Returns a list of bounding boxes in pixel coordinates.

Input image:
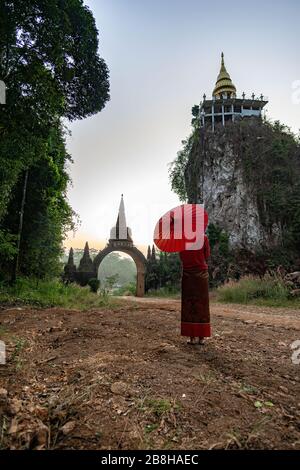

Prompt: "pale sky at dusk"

[65,0,300,253]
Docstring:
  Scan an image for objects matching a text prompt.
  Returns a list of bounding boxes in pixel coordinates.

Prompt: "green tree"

[1,124,75,278]
[105,274,119,290]
[146,250,181,292]
[0,0,110,279]
[168,138,192,202]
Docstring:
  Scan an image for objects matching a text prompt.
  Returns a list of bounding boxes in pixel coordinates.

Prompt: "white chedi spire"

[110,194,132,240]
[117,194,127,239]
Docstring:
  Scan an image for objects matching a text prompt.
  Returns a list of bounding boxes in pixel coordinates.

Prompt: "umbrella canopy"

[154,204,208,253]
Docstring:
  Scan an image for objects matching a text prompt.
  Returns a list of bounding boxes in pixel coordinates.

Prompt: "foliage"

[0,124,75,278]
[207,223,229,256]
[0,0,110,280]
[0,0,109,219]
[206,229,298,288]
[104,273,119,290]
[62,247,98,265]
[170,117,300,272]
[98,252,136,287]
[88,278,100,293]
[143,398,173,417]
[216,274,300,308]
[113,282,136,296]
[168,137,193,202]
[146,249,181,292]
[236,120,300,251]
[0,230,18,266]
[206,224,231,287]
[145,286,180,298]
[191,105,200,127]
[0,277,113,310]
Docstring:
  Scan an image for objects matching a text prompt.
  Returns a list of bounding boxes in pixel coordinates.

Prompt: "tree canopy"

[0,1,110,279]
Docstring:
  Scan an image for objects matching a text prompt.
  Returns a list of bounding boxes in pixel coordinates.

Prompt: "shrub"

[216,274,296,307]
[0,277,112,310]
[113,282,136,296]
[88,278,100,293]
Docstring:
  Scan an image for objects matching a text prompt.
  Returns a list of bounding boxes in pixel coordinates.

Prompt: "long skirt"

[181,267,211,338]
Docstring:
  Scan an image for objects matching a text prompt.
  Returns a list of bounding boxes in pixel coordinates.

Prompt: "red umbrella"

[154,204,208,253]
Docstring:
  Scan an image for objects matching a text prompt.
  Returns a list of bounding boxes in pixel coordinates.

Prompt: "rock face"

[185,120,287,249]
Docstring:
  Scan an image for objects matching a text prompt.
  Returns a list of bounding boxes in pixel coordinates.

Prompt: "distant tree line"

[146,245,181,292]
[0,0,109,282]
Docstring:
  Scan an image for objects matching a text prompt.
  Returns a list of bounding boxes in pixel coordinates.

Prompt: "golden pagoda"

[213,52,236,99]
[198,53,268,131]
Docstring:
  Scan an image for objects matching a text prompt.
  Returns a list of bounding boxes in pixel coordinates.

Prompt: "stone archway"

[93,241,147,297]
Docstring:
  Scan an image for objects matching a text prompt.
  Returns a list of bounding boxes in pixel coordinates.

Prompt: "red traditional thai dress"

[179,235,211,338]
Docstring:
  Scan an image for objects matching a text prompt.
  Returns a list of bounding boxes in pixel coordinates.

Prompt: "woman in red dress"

[179,234,211,345]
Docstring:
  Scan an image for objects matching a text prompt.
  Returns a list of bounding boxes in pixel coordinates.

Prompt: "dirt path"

[120,297,300,330]
[0,300,299,450]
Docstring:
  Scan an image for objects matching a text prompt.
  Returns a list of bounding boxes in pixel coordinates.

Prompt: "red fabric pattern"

[179,235,210,270]
[181,322,211,338]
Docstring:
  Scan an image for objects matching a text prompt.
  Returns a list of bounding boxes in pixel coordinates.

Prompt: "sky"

[65,0,300,254]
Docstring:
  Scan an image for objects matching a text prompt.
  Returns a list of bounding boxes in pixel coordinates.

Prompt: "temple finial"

[220,52,226,71]
[213,53,236,98]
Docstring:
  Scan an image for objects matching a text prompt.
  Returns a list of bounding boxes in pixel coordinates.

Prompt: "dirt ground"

[0,298,300,450]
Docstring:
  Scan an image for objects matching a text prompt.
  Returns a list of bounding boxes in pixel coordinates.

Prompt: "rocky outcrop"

[184,119,299,251]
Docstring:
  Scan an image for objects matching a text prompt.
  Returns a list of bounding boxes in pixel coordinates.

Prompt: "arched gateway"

[64,195,147,296]
[94,196,147,296]
[94,241,146,297]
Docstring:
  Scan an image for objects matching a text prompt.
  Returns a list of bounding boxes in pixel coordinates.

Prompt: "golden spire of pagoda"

[212,52,236,98]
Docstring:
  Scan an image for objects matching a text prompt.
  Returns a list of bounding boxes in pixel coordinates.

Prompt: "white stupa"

[109,195,133,242]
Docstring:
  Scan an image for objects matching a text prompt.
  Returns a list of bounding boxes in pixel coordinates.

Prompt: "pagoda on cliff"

[199,53,268,131]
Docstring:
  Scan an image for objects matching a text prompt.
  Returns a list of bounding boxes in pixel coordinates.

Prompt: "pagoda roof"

[213,53,237,98]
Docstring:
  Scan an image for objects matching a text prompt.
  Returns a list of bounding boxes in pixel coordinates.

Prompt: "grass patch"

[113,282,136,296]
[138,397,182,448]
[195,371,216,385]
[145,287,180,299]
[114,284,180,299]
[11,337,27,370]
[225,417,272,449]
[140,398,181,417]
[240,383,259,395]
[0,277,115,310]
[145,398,173,417]
[144,423,159,434]
[216,275,300,308]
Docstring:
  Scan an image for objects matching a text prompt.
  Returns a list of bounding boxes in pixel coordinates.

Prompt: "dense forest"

[0,0,109,282]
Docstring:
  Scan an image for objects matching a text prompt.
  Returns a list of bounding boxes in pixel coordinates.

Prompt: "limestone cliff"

[183,119,300,253]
